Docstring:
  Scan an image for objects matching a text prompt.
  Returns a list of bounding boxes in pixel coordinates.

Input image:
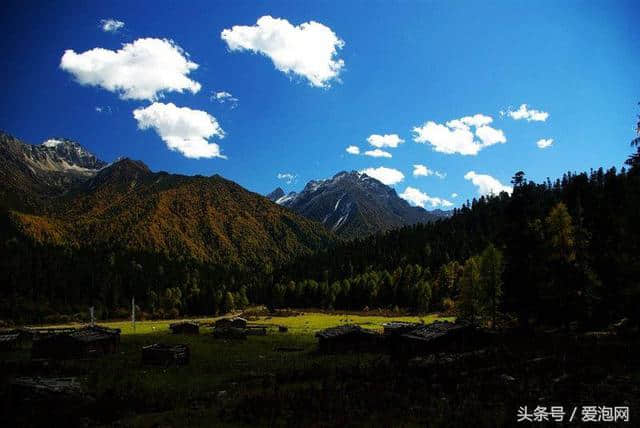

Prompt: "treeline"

[2,112,640,327]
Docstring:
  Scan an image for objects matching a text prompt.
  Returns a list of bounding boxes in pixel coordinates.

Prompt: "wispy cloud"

[399,187,453,209]
[277,172,297,184]
[100,19,125,33]
[536,138,554,149]
[413,164,445,179]
[413,114,506,155]
[366,134,404,148]
[500,104,549,122]
[212,91,239,108]
[364,148,392,158]
[345,145,360,155]
[359,167,404,185]
[464,171,512,195]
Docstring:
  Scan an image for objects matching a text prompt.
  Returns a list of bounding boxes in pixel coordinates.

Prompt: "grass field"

[2,311,454,427]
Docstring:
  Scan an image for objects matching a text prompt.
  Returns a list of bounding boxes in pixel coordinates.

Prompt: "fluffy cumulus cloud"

[412,114,506,155]
[221,16,345,88]
[277,172,297,184]
[359,167,404,185]
[413,164,445,179]
[366,134,404,148]
[100,19,125,33]
[501,104,549,122]
[536,138,554,149]
[464,171,512,195]
[364,148,392,158]
[133,102,225,159]
[212,91,239,108]
[60,38,201,101]
[345,145,360,155]
[451,193,459,198]
[399,187,453,209]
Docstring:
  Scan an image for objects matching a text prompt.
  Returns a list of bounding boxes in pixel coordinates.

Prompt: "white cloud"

[412,164,445,178]
[221,16,345,88]
[212,91,239,108]
[95,106,112,114]
[364,149,392,158]
[366,134,404,148]
[464,171,512,195]
[345,145,360,155]
[133,102,225,159]
[399,187,453,209]
[536,138,554,149]
[502,104,549,122]
[60,38,201,101]
[277,172,297,184]
[412,114,506,155]
[359,167,404,185]
[451,193,459,198]
[100,19,125,33]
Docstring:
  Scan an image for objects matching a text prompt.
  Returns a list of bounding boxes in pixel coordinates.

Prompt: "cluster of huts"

[0,325,121,359]
[315,320,485,355]
[0,316,283,369]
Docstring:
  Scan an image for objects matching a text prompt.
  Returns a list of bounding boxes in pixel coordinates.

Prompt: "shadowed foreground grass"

[2,311,453,427]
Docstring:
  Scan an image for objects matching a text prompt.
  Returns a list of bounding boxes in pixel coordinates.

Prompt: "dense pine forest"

[2,112,640,328]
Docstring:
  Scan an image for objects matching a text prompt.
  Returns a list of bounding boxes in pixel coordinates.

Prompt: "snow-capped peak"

[42,138,65,148]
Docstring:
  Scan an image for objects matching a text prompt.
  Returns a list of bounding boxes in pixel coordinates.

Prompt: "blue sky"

[1,0,639,208]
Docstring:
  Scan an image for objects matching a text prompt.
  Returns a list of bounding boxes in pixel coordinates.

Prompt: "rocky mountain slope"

[1,132,334,267]
[0,132,107,211]
[268,171,448,239]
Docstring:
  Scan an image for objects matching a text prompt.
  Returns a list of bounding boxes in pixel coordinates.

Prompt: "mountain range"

[267,171,449,239]
[1,131,449,269]
[0,132,333,267]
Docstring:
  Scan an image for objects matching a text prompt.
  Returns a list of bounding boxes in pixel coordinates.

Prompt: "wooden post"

[132,297,136,332]
[89,306,95,326]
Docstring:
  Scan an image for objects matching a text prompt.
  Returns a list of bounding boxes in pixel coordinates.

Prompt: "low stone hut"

[316,324,381,353]
[31,325,121,359]
[0,332,20,350]
[169,321,200,335]
[212,326,247,340]
[142,343,190,366]
[395,321,482,355]
[382,321,421,337]
[215,317,247,329]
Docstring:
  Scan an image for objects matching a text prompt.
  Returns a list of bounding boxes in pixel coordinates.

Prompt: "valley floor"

[1,311,638,427]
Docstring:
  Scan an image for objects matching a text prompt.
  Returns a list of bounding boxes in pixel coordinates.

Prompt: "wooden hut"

[382,321,421,337]
[142,343,190,366]
[31,325,120,359]
[316,324,381,353]
[169,321,200,335]
[0,332,20,351]
[395,321,483,355]
[215,317,247,328]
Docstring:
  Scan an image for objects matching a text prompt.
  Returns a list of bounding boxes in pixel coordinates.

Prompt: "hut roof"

[0,333,20,343]
[169,321,199,328]
[315,324,378,340]
[69,326,120,342]
[400,321,469,342]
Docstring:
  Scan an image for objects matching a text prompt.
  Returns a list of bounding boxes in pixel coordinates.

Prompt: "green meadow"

[4,311,453,427]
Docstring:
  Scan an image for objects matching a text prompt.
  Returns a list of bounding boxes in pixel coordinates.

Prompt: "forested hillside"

[270,116,640,328]
[2,113,640,327]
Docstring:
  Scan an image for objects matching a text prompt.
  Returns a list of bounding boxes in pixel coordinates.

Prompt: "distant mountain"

[268,171,449,239]
[0,132,106,211]
[266,187,285,202]
[1,133,334,267]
